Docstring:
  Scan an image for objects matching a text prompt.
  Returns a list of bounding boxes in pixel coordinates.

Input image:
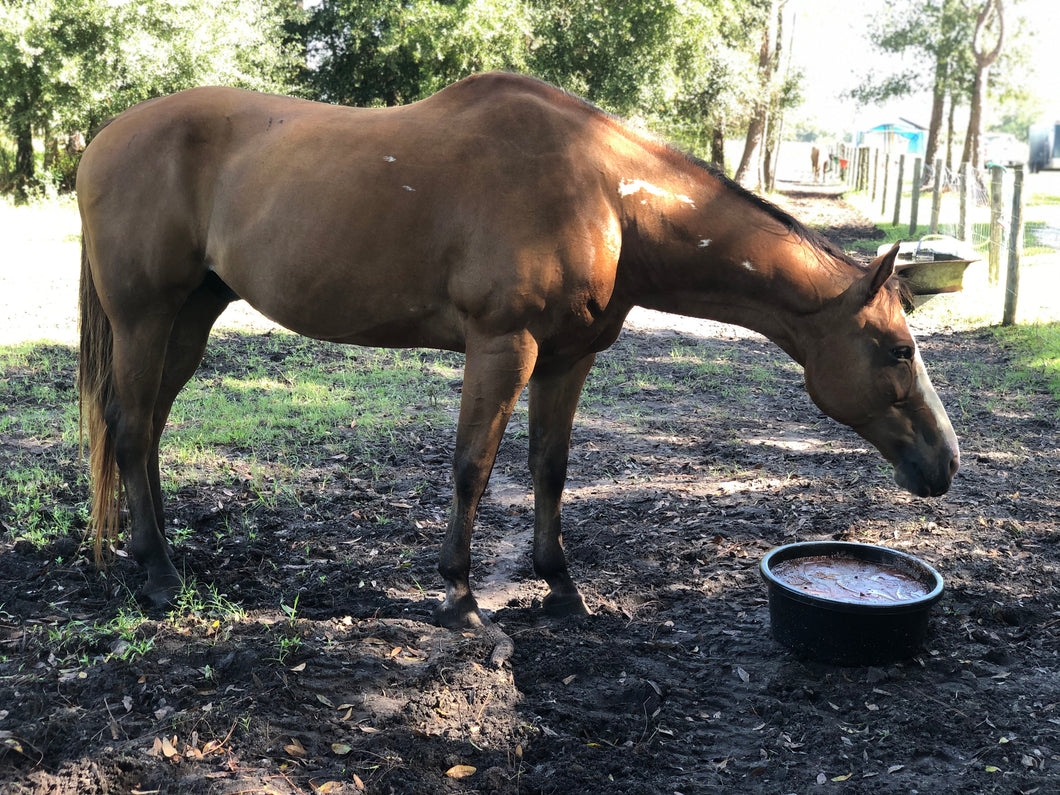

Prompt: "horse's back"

[77,75,630,349]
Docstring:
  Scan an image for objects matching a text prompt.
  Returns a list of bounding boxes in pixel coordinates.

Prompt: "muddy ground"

[2,188,1058,794]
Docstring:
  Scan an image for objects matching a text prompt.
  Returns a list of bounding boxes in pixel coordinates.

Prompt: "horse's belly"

[232,277,465,350]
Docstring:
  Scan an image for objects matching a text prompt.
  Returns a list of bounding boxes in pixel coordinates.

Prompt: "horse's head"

[802,244,959,497]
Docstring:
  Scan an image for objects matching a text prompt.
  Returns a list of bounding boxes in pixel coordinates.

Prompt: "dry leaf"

[353,773,365,790]
[313,782,344,794]
[316,694,336,708]
[737,667,750,683]
[331,742,353,756]
[161,736,179,758]
[562,674,577,685]
[832,773,852,782]
[446,764,476,779]
[290,662,306,672]
[284,738,307,757]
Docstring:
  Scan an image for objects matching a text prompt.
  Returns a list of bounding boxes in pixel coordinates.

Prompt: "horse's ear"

[863,243,900,304]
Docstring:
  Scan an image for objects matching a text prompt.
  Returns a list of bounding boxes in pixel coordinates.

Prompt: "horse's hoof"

[435,595,484,630]
[140,572,182,609]
[542,591,590,618]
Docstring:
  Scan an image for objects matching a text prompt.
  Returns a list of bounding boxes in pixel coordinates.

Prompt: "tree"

[0,0,302,198]
[301,0,536,107]
[301,0,772,169]
[732,0,782,190]
[961,0,1004,168]
[0,0,109,197]
[852,0,974,178]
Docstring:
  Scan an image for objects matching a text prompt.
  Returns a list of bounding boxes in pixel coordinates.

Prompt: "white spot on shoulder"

[402,185,415,191]
[742,260,755,271]
[698,239,712,248]
[618,179,668,198]
[619,179,696,208]
[383,155,396,162]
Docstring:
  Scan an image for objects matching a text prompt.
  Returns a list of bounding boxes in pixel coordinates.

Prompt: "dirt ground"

[2,187,1058,794]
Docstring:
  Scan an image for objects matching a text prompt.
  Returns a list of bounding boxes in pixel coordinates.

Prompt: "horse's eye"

[891,345,914,361]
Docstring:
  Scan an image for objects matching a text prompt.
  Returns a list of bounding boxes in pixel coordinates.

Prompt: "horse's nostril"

[949,454,960,478]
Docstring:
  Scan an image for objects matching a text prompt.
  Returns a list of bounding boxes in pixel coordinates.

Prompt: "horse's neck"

[617,171,850,364]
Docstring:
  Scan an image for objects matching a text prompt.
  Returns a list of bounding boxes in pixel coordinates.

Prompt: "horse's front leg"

[527,352,596,617]
[435,329,537,629]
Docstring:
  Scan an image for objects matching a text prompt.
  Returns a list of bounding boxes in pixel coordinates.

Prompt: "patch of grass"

[1028,191,1060,206]
[0,341,84,547]
[168,333,461,464]
[37,602,157,669]
[1,332,466,548]
[992,322,1060,412]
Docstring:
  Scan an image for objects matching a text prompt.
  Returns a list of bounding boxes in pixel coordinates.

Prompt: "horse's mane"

[522,74,868,276]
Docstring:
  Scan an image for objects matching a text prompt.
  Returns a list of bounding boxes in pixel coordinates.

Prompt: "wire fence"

[817,144,1053,324]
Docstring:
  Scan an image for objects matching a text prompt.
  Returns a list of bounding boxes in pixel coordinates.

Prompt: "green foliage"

[0,0,304,197]
[300,0,766,150]
[0,0,793,196]
[301,0,535,106]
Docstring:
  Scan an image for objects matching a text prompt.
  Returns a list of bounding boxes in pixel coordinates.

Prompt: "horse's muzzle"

[894,442,960,497]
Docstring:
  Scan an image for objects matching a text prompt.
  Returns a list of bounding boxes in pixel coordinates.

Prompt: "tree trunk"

[946,96,957,170]
[13,96,35,201]
[923,54,947,172]
[961,0,1004,169]
[733,0,780,190]
[710,123,726,171]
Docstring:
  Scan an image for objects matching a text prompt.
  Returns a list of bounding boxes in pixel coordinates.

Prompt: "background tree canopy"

[0,0,1040,199]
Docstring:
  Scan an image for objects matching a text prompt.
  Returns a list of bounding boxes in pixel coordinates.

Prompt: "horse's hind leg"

[111,283,229,606]
[527,352,596,617]
[146,280,233,540]
[107,311,182,605]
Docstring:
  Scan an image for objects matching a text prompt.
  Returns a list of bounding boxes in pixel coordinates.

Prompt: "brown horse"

[77,73,958,628]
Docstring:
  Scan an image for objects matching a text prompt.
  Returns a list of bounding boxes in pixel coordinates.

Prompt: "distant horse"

[811,146,822,182]
[77,74,958,629]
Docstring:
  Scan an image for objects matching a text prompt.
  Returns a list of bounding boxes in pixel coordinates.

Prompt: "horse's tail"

[78,236,121,565]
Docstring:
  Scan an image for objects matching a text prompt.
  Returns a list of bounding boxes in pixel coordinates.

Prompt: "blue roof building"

[856,119,927,156]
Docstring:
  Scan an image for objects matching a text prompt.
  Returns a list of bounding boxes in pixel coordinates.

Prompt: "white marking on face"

[402,185,415,191]
[676,194,697,208]
[742,260,755,271]
[698,239,711,248]
[383,155,396,162]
